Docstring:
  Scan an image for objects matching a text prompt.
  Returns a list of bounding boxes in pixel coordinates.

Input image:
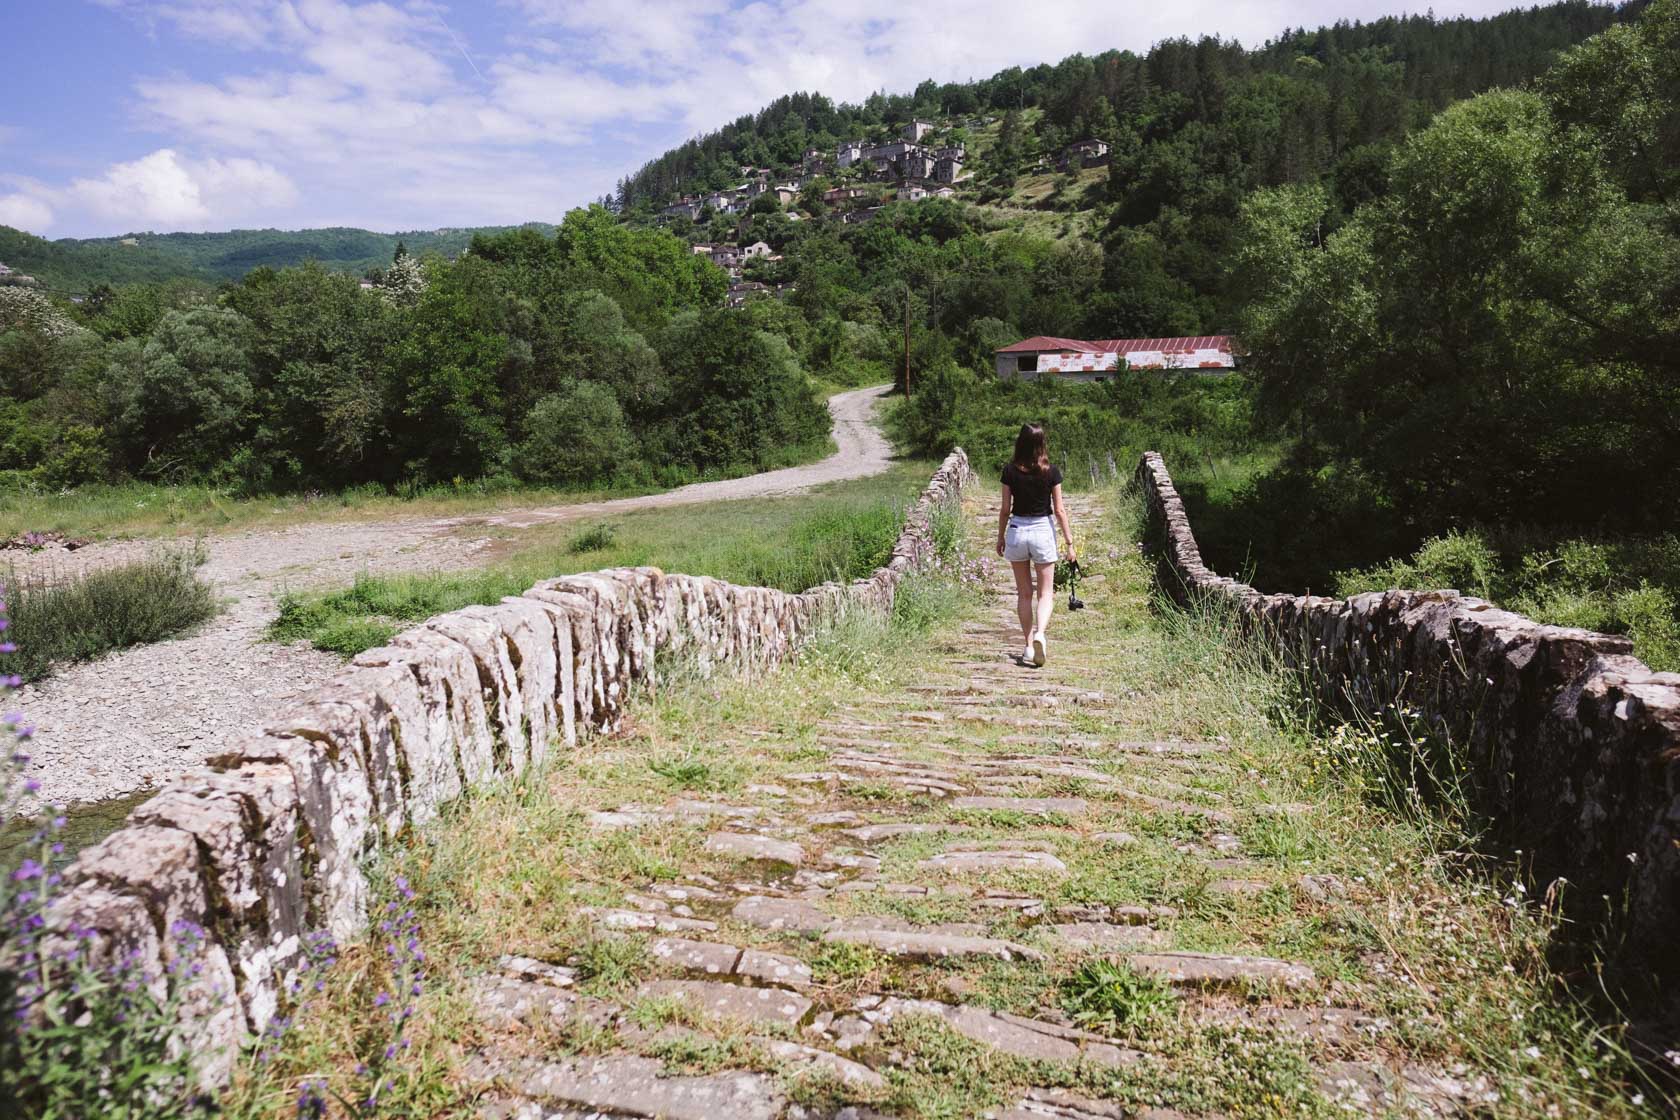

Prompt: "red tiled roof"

[996,335,1236,354]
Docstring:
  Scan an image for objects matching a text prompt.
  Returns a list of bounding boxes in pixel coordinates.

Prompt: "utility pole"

[903,281,912,398]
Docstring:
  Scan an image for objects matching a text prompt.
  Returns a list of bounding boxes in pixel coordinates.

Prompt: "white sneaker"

[1031,633,1047,667]
[1020,643,1034,664]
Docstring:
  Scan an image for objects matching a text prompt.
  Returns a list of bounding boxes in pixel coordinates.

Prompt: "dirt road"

[15,385,893,807]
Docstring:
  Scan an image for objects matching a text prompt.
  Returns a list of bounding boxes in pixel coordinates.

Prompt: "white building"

[994,335,1239,381]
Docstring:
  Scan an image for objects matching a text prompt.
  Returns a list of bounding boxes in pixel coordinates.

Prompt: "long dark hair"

[1012,423,1049,473]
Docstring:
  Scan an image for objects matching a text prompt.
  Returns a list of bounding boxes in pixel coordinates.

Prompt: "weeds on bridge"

[1120,488,1672,1116]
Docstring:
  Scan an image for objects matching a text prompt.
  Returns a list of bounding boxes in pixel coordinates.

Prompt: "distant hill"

[0,223,558,293]
[616,0,1644,210]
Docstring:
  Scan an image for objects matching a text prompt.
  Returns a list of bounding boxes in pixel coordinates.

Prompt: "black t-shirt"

[1002,462,1062,518]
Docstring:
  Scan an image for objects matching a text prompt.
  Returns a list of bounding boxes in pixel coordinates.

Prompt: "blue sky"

[2,0,1541,239]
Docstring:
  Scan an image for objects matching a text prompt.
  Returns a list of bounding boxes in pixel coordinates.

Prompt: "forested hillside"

[0,223,556,292]
[619,2,1638,207]
[623,1,1643,337]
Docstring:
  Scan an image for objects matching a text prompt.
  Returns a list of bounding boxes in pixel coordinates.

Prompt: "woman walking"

[996,422,1076,666]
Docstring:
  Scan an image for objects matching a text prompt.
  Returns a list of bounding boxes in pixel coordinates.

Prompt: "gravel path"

[15,386,892,808]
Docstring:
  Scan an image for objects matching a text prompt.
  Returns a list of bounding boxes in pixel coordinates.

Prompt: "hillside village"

[654,113,1112,317]
[0,260,39,286]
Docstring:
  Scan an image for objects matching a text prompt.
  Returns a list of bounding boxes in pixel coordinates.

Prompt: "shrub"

[1612,583,1680,673]
[1334,530,1680,672]
[568,523,619,554]
[516,382,637,486]
[0,547,218,681]
[1334,529,1502,600]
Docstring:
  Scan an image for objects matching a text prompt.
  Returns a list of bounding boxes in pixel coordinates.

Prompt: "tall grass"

[272,465,930,656]
[1,548,218,681]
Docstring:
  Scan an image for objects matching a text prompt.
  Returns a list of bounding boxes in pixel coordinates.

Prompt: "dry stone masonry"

[41,450,972,1081]
[1137,451,1680,1012]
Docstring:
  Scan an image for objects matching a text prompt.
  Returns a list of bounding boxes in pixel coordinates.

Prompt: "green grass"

[1057,959,1176,1035]
[0,478,645,542]
[1,547,218,681]
[0,428,840,543]
[270,463,932,655]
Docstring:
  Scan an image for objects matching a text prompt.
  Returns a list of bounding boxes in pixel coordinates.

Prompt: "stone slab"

[1051,922,1170,951]
[823,928,1044,962]
[473,1054,783,1120]
[731,895,834,933]
[638,979,813,1027]
[919,850,1069,874]
[1124,951,1315,989]
[948,796,1089,816]
[703,832,806,866]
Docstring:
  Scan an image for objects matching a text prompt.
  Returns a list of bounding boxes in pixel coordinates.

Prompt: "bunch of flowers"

[287,878,424,1117]
[0,587,210,1115]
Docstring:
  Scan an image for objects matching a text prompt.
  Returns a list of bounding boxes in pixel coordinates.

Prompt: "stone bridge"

[24,449,1680,1117]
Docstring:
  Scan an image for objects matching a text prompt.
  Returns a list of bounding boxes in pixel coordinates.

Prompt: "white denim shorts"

[1003,516,1058,564]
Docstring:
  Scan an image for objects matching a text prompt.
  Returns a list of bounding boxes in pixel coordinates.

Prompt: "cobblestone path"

[449,491,1496,1119]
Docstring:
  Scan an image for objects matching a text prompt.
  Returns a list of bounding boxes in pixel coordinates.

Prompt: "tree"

[223,263,390,485]
[651,308,828,471]
[553,206,725,332]
[515,381,637,485]
[383,256,510,482]
[1234,74,1680,530]
[110,306,255,479]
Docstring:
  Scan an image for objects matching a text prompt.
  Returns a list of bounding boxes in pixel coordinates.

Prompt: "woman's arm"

[1052,484,1076,561]
[996,484,1013,556]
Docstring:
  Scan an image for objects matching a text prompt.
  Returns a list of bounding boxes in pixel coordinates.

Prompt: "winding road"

[16,385,893,808]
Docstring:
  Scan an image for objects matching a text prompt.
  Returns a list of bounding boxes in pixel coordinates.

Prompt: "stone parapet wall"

[45,449,971,1076]
[1136,451,1680,1010]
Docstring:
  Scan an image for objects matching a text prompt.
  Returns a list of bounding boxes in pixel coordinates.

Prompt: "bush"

[1334,530,1502,600]
[0,547,218,681]
[515,382,637,486]
[1333,530,1680,672]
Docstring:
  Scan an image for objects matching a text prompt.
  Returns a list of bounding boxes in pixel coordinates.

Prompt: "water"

[0,788,154,873]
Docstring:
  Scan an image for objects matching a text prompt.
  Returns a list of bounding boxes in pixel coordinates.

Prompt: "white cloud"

[69,149,297,228]
[60,0,1539,234]
[0,193,54,235]
[92,0,288,48]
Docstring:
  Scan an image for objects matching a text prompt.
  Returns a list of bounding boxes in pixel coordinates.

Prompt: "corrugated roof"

[996,335,1236,355]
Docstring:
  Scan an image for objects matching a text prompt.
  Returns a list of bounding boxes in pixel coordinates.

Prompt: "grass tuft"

[1,546,218,680]
[1058,958,1176,1035]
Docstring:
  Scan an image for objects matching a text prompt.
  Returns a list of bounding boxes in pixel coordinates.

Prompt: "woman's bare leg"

[1033,561,1057,638]
[1011,560,1035,647]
